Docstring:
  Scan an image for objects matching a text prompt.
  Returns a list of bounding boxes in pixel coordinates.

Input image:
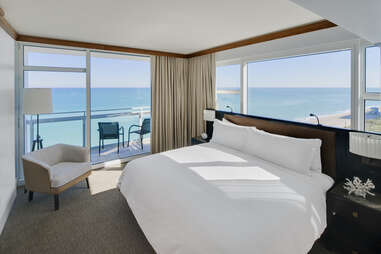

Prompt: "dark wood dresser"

[324,182,381,254]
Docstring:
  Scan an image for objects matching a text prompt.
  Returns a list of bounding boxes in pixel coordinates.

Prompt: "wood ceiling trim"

[0,8,17,40]
[186,20,337,58]
[16,35,187,58]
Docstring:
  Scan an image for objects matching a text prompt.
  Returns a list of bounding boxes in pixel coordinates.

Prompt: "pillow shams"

[256,129,322,173]
[210,120,248,151]
[243,128,320,175]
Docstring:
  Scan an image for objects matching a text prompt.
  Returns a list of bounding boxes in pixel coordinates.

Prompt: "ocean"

[29,87,377,150]
[217,87,352,121]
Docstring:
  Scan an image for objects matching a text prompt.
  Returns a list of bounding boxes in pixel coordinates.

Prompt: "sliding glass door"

[90,52,151,163]
[20,44,151,168]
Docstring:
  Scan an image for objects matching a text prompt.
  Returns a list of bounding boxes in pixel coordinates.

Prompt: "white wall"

[0,27,16,234]
[290,0,381,44]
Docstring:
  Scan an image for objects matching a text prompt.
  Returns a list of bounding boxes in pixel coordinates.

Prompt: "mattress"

[118,142,334,254]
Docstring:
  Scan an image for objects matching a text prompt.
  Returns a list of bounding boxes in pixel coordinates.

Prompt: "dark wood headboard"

[224,114,337,178]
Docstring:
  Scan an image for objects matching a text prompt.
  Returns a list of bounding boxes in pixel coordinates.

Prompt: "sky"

[217,48,381,88]
[25,46,380,89]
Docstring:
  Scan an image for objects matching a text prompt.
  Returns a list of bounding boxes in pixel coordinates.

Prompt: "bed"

[118,115,336,254]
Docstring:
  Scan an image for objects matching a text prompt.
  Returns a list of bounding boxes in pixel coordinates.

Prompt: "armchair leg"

[99,138,101,155]
[140,135,143,150]
[85,177,90,189]
[54,194,59,211]
[28,191,33,202]
[127,132,130,147]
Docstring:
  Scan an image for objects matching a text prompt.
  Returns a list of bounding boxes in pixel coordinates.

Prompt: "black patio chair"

[128,118,151,150]
[97,122,124,155]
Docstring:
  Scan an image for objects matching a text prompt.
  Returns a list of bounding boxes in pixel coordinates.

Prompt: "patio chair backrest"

[141,118,151,135]
[98,122,120,139]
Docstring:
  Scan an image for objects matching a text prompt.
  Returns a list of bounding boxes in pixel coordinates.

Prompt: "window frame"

[217,39,361,130]
[360,43,381,131]
[15,42,151,182]
[216,61,243,113]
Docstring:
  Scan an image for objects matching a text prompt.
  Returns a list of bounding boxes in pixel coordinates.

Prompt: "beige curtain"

[188,54,216,139]
[151,53,215,153]
[151,56,189,153]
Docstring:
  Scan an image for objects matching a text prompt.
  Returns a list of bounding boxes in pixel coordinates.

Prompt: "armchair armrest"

[22,157,52,193]
[119,126,124,134]
[128,124,141,132]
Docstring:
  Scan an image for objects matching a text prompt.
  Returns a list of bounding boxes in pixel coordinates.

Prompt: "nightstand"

[324,182,381,254]
[191,136,210,145]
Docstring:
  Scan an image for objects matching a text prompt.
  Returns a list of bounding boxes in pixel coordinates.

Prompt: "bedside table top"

[329,182,381,212]
[192,136,210,142]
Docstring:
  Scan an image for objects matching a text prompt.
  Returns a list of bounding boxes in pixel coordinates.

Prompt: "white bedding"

[118,143,334,254]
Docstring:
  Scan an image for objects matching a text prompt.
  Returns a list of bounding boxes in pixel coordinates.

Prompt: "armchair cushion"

[22,144,91,190]
[49,162,91,188]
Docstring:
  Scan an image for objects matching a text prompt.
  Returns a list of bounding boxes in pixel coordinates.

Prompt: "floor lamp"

[23,88,53,151]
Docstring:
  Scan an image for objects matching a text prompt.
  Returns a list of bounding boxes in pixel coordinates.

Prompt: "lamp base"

[32,135,43,152]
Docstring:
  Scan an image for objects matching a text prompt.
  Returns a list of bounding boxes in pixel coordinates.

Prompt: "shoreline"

[302,106,380,128]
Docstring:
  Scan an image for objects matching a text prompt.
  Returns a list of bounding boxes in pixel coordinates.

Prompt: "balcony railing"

[25,106,151,151]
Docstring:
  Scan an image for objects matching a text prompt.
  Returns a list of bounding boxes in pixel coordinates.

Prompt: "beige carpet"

[0,166,335,254]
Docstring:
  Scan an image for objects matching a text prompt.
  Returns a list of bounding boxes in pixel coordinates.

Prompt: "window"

[365,46,381,93]
[23,71,87,149]
[24,46,86,68]
[23,47,87,153]
[20,45,152,166]
[216,64,240,112]
[247,50,352,128]
[362,46,381,133]
[364,100,381,133]
[90,52,151,163]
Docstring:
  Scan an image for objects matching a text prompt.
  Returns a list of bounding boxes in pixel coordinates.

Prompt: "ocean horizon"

[27,87,378,150]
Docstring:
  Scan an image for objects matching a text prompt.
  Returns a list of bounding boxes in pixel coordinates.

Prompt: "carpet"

[0,167,335,254]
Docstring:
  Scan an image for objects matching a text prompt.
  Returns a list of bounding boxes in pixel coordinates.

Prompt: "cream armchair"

[22,144,91,211]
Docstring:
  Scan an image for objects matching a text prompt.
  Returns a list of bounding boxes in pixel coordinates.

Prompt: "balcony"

[24,107,151,164]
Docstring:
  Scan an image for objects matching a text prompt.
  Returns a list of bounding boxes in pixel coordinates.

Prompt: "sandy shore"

[302,106,381,129]
[302,111,351,128]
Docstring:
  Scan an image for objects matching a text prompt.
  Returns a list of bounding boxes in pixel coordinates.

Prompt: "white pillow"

[264,130,322,173]
[310,148,322,173]
[245,126,322,173]
[259,130,322,173]
[243,128,320,175]
[211,119,248,151]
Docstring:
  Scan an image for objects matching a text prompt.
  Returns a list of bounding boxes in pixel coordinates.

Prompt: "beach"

[303,106,381,132]
[303,111,351,128]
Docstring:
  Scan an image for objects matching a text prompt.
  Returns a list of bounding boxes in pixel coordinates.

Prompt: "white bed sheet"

[118,143,334,254]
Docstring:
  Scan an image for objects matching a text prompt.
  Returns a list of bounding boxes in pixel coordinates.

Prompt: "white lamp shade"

[203,109,215,121]
[23,88,53,114]
[349,132,381,160]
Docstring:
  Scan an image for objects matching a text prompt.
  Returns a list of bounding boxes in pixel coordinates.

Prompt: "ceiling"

[0,0,323,54]
[216,26,359,62]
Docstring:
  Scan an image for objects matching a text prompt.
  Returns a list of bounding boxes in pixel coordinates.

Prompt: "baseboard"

[0,180,17,235]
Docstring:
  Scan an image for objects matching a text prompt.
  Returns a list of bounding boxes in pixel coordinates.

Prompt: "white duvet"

[118,143,334,254]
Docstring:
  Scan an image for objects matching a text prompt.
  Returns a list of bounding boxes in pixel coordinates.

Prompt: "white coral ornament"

[343,177,375,198]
